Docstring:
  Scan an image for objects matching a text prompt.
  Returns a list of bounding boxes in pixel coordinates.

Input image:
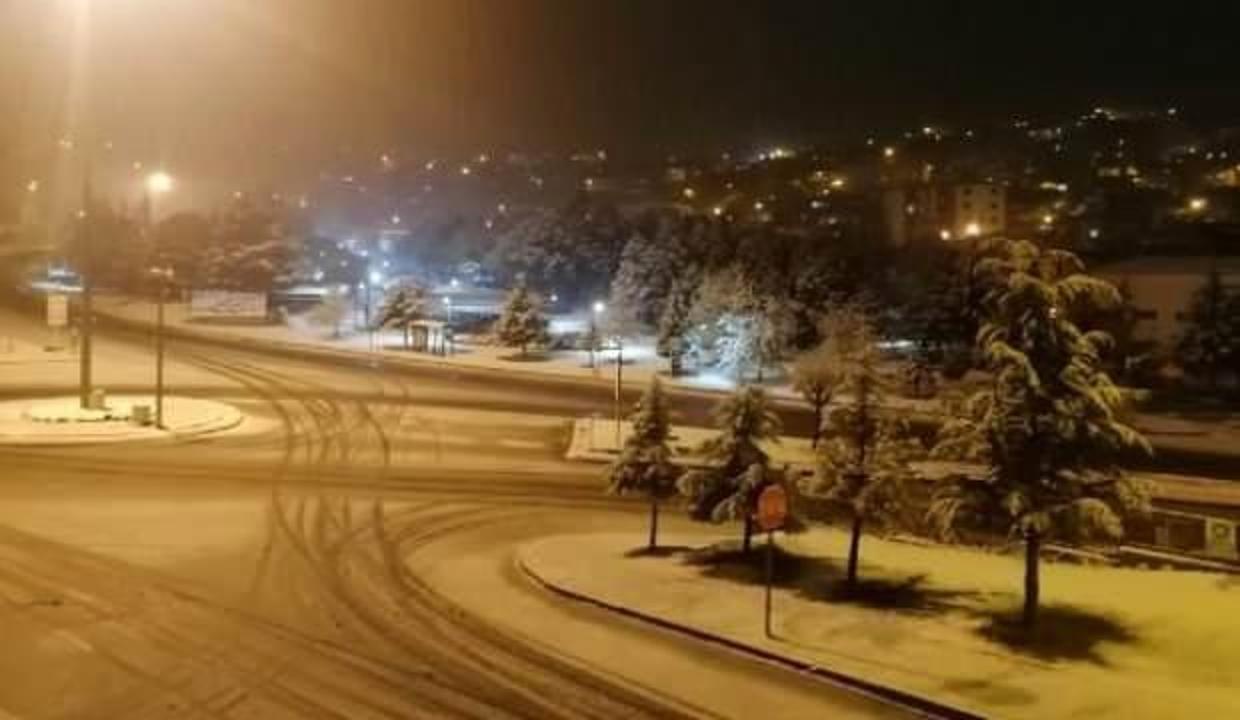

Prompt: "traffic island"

[0,394,246,445]
[518,531,1240,720]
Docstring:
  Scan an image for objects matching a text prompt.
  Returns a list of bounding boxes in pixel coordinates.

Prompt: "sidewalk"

[519,531,1240,720]
[565,417,816,469]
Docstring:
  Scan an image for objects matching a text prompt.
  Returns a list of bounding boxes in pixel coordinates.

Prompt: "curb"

[0,399,245,447]
[516,554,987,720]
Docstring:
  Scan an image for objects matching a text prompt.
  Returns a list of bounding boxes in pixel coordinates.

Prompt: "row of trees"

[500,197,1238,395]
[66,198,297,294]
[608,240,1151,628]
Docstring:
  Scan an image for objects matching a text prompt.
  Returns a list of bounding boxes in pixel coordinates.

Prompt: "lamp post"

[145,171,174,428]
[590,300,605,369]
[368,270,382,351]
[614,338,624,448]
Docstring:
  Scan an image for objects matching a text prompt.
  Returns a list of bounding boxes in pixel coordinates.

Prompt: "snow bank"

[520,530,1240,720]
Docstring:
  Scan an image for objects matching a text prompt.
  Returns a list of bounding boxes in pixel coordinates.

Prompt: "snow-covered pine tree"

[1177,269,1240,389]
[929,239,1152,628]
[376,283,429,347]
[799,310,922,586]
[494,282,549,358]
[677,385,782,552]
[656,278,697,376]
[606,378,680,550]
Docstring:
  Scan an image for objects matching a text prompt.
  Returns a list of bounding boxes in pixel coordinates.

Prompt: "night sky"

[2,0,1238,189]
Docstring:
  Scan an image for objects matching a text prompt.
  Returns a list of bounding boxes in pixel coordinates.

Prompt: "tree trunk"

[847,515,863,585]
[810,400,824,449]
[1024,529,1041,628]
[648,497,659,550]
[742,515,754,553]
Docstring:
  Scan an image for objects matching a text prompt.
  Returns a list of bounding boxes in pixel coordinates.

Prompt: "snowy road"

[0,321,917,719]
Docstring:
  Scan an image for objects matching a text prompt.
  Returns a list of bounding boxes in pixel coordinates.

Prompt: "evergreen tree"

[1177,269,1240,389]
[494,282,549,358]
[929,239,1152,627]
[799,311,922,585]
[656,278,697,375]
[376,283,429,347]
[610,210,699,327]
[607,378,680,550]
[678,386,782,552]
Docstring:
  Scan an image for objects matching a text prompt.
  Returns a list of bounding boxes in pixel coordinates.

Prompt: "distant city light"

[450,278,460,288]
[753,201,765,212]
[682,187,696,199]
[1089,228,1102,239]
[369,271,383,285]
[460,165,472,175]
[592,301,606,315]
[939,229,952,241]
[830,177,846,189]
[964,222,981,237]
[1042,214,1055,225]
[1188,197,1208,212]
[712,206,724,217]
[883,146,896,158]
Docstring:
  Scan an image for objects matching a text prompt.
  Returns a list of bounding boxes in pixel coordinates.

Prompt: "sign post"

[756,484,788,638]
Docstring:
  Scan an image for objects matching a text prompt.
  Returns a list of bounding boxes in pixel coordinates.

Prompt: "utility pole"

[155,272,167,428]
[145,172,174,429]
[614,340,624,447]
[78,173,94,409]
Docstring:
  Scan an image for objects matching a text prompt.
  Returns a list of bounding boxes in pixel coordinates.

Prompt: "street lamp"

[589,301,605,369]
[145,171,174,429]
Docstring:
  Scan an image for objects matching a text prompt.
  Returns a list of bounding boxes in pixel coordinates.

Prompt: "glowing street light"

[964,222,982,238]
[589,301,606,369]
[145,171,174,196]
[143,170,175,430]
[1188,197,1208,213]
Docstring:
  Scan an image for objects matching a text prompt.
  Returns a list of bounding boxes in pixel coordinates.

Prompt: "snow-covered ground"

[0,394,250,444]
[93,295,808,401]
[521,530,1240,720]
[93,295,1240,458]
[565,417,816,468]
